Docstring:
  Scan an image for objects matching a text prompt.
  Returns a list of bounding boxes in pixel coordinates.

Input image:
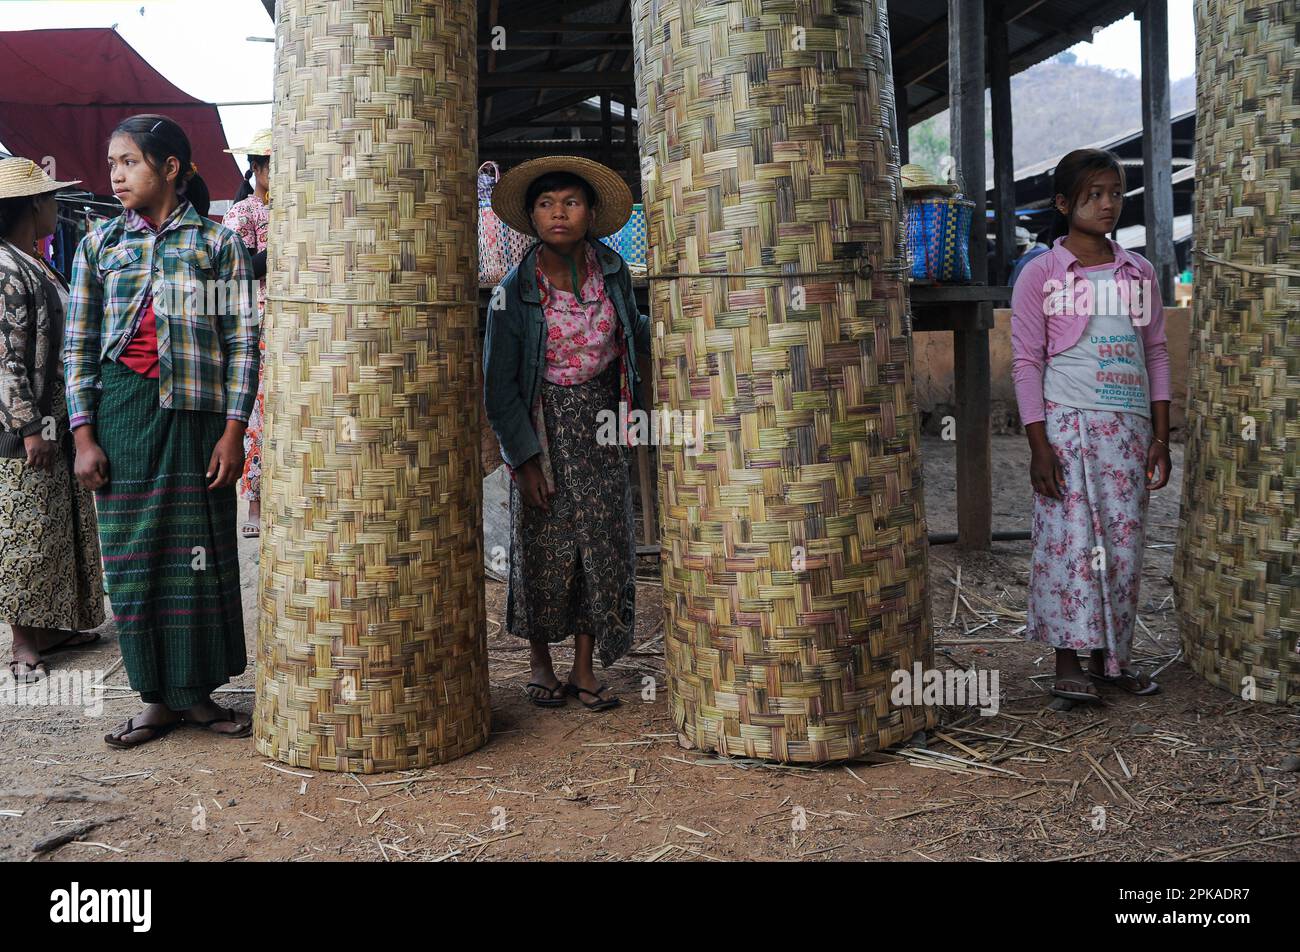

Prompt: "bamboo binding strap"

[1194,248,1300,279]
[644,259,908,279]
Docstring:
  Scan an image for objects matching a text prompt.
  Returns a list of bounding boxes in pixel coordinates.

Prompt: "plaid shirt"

[65,201,259,429]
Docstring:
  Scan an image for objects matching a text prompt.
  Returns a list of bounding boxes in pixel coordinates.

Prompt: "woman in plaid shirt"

[64,115,261,748]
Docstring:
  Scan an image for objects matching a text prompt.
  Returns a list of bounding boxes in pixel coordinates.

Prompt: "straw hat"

[223,128,273,157]
[901,162,957,193]
[0,158,81,199]
[491,156,632,239]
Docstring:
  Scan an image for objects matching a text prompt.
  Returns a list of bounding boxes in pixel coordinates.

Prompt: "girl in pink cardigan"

[1010,148,1172,702]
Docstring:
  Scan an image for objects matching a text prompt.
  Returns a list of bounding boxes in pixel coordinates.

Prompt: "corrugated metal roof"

[478,0,1149,145]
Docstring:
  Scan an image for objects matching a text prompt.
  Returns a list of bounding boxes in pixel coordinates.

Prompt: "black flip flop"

[41,631,102,656]
[104,716,180,749]
[184,707,253,738]
[1050,679,1104,703]
[565,682,621,712]
[1090,669,1160,696]
[524,681,566,707]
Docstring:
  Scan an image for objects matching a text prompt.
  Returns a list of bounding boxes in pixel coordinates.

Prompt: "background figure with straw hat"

[64,115,259,748]
[0,158,106,684]
[222,129,272,538]
[484,156,650,711]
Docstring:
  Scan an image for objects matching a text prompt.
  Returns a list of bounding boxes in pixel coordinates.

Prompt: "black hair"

[1048,147,1126,241]
[233,153,270,204]
[524,171,597,231]
[109,114,211,218]
[0,194,42,238]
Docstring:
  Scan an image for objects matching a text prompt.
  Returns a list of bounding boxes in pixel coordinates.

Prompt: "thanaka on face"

[531,186,592,256]
[1056,169,1124,239]
[107,133,180,220]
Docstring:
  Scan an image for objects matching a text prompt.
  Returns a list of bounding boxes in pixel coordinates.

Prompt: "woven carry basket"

[905,195,975,282]
[1174,0,1299,704]
[632,0,936,762]
[253,0,491,772]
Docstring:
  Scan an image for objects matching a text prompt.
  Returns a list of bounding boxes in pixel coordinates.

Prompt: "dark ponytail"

[1048,147,1126,241]
[232,154,269,205]
[110,113,210,218]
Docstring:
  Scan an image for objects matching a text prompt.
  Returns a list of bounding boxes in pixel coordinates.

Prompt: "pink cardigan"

[1010,236,1171,426]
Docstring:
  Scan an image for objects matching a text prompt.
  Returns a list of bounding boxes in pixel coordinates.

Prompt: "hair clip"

[150,120,164,133]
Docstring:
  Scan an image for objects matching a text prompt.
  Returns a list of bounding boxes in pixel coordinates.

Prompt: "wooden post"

[989,0,1016,286]
[623,95,638,201]
[948,0,992,550]
[896,82,910,165]
[600,92,612,168]
[1139,0,1176,302]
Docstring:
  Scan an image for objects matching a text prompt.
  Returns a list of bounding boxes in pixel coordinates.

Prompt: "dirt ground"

[3,433,1297,863]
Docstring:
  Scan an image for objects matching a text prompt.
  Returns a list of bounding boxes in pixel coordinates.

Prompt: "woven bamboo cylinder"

[1174,0,1299,705]
[253,0,490,771]
[632,0,936,762]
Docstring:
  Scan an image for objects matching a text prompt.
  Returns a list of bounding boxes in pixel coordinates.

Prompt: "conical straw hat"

[491,155,632,238]
[223,128,273,156]
[0,157,81,199]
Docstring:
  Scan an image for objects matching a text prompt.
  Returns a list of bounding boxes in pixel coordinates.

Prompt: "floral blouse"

[222,195,270,313]
[536,242,620,386]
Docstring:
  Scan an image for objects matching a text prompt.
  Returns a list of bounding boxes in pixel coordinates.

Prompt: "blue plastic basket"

[609,204,646,265]
[905,196,974,282]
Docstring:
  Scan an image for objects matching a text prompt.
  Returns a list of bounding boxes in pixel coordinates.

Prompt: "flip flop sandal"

[565,682,621,712]
[7,659,49,684]
[1091,669,1159,696]
[104,717,180,749]
[241,522,261,538]
[184,707,253,738]
[1050,679,1104,703]
[41,630,102,656]
[524,681,567,707]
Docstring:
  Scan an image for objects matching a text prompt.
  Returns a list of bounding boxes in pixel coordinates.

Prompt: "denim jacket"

[483,237,651,469]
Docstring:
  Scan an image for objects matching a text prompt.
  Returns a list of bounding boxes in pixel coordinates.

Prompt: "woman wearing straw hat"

[484,156,650,711]
[222,129,272,538]
[0,158,107,682]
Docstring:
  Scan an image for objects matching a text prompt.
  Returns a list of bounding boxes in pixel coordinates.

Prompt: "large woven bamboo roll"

[1174,0,1299,705]
[254,0,490,771]
[632,0,936,762]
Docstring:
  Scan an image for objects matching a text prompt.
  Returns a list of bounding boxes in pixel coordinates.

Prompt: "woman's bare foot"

[181,698,253,736]
[566,634,620,710]
[525,643,563,703]
[8,625,47,682]
[104,702,182,748]
[242,499,262,538]
[1052,648,1100,702]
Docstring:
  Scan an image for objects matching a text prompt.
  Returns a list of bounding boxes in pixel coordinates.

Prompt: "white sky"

[1066,1,1196,80]
[1,0,1196,160]
[0,0,275,158]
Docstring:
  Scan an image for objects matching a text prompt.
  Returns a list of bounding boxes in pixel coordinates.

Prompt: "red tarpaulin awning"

[0,28,244,202]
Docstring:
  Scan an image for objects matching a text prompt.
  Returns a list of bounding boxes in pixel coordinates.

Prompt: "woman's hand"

[1146,440,1171,490]
[516,456,553,513]
[23,434,58,471]
[1030,445,1066,500]
[207,421,246,490]
[1026,423,1065,501]
[72,429,109,490]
